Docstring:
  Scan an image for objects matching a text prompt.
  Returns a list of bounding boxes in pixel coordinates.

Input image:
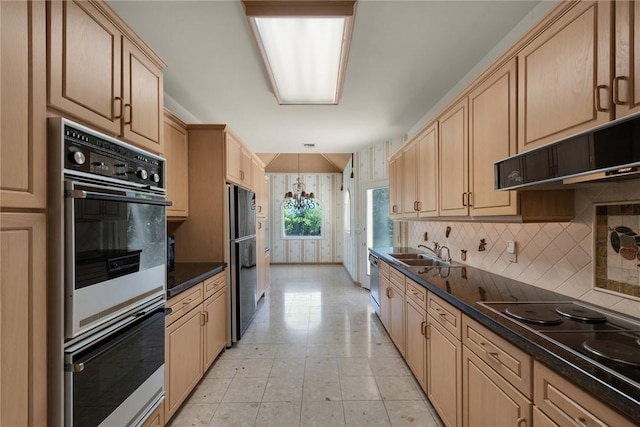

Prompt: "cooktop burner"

[555,304,607,322]
[505,304,562,325]
[583,339,640,367]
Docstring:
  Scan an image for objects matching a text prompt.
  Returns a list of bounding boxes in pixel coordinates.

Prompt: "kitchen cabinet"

[388,268,406,357]
[256,175,269,219]
[165,286,204,421]
[258,250,271,299]
[517,1,612,152]
[438,98,468,217]
[401,122,439,218]
[165,271,228,423]
[404,278,427,391]
[0,213,47,427]
[140,401,165,427]
[462,346,531,427]
[164,110,189,219]
[257,218,268,299]
[0,0,47,209]
[533,361,636,427]
[48,0,166,154]
[226,131,253,189]
[379,261,392,331]
[203,273,227,371]
[462,316,532,427]
[614,0,640,118]
[388,152,403,219]
[427,293,462,427]
[468,59,518,216]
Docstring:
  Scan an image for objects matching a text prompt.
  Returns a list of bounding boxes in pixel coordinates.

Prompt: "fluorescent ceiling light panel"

[255,17,345,104]
[243,1,356,105]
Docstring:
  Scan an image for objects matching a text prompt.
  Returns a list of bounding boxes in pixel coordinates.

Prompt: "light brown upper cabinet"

[517,1,612,152]
[402,122,439,218]
[614,0,640,118]
[1,0,47,209]
[48,0,166,154]
[388,152,403,219]
[468,59,517,216]
[226,131,254,189]
[439,98,469,217]
[256,174,269,219]
[164,110,189,219]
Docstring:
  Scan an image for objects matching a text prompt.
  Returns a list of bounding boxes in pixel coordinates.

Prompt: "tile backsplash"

[406,180,640,318]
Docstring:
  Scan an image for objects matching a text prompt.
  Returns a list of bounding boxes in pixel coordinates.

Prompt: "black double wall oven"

[49,118,171,427]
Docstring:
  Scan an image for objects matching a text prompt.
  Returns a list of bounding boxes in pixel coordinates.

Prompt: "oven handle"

[67,189,172,206]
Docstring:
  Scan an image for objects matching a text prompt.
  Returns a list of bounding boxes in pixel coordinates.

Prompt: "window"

[283,201,322,238]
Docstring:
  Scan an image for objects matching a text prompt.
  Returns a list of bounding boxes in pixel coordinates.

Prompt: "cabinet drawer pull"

[181,298,193,305]
[205,311,209,323]
[516,417,527,427]
[420,321,427,336]
[462,192,467,207]
[124,103,132,125]
[114,96,123,119]
[575,416,588,426]
[200,312,206,326]
[613,76,628,105]
[468,192,473,207]
[434,307,447,317]
[595,85,609,112]
[480,342,502,364]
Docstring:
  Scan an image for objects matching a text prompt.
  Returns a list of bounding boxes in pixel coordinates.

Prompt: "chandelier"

[284,154,316,209]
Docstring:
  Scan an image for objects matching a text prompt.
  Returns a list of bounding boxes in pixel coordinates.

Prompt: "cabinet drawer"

[166,284,203,326]
[203,271,226,300]
[534,361,635,427]
[405,278,427,311]
[390,267,405,292]
[463,316,532,398]
[379,260,390,278]
[428,293,461,339]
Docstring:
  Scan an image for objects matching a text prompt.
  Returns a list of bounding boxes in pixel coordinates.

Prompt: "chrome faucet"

[417,242,451,263]
[418,242,440,258]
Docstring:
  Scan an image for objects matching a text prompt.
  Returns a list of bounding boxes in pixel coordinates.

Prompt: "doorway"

[361,186,393,289]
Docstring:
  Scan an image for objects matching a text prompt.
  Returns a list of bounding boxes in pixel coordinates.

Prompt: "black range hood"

[495,114,640,190]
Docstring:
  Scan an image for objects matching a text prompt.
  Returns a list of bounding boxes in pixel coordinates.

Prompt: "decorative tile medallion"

[594,203,640,298]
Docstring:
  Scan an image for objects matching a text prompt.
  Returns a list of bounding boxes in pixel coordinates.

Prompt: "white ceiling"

[108,0,543,155]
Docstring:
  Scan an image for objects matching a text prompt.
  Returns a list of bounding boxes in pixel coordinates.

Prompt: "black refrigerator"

[229,185,258,343]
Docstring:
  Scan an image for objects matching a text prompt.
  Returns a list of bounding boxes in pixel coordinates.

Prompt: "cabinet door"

[0,213,47,427]
[166,307,204,421]
[388,154,403,218]
[226,132,244,186]
[518,1,612,152]
[379,275,391,330]
[389,284,405,357]
[427,316,462,427]
[164,112,189,218]
[1,0,47,209]
[401,141,418,218]
[439,98,468,217]
[256,175,269,218]
[469,59,518,216]
[122,37,164,154]
[405,299,427,392]
[417,123,438,217]
[462,346,531,427]
[48,0,122,136]
[614,0,640,118]
[140,401,165,427]
[257,220,266,298]
[203,290,227,372]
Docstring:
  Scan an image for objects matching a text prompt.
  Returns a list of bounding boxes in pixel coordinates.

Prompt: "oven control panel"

[63,125,164,188]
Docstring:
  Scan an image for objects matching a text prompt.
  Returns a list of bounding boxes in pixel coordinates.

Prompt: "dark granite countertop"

[167,262,227,298]
[370,247,640,423]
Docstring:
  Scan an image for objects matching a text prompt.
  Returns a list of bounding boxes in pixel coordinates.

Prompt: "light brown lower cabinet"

[388,279,406,358]
[165,271,227,423]
[404,279,427,392]
[140,400,165,427]
[462,346,531,427]
[533,361,636,427]
[427,314,462,427]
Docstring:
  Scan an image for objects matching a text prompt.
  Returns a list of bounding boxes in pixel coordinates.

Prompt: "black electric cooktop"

[479,301,640,388]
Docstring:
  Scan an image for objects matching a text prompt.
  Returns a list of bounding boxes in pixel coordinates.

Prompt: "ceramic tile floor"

[168,265,444,427]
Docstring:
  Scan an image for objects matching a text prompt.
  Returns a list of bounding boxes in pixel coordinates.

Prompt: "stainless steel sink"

[388,252,458,267]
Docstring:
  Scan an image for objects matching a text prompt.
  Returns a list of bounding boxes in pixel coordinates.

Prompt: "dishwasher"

[368,252,380,317]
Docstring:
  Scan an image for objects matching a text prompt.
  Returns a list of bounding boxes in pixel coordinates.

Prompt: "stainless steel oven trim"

[68,188,172,206]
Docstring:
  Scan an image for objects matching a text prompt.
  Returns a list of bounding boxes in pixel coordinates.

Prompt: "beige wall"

[406,181,640,318]
[268,173,344,264]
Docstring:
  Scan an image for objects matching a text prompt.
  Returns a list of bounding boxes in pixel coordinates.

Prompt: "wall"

[405,181,640,318]
[268,173,344,264]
